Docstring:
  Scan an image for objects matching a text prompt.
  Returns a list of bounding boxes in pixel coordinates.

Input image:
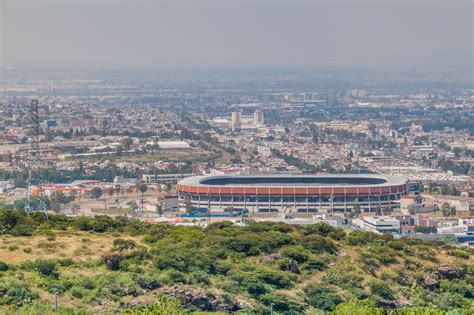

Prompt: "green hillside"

[0,209,472,314]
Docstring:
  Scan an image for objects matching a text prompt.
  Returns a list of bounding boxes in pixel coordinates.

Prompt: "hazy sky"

[1,0,473,70]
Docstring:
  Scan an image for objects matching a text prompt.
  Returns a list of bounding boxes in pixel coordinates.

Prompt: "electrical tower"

[25,99,48,218]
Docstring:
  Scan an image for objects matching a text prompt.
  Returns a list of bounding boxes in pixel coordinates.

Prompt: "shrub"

[369,279,395,300]
[191,270,210,285]
[328,299,384,315]
[9,225,33,236]
[164,269,187,284]
[256,269,293,289]
[7,245,18,251]
[277,258,299,273]
[124,295,182,315]
[259,292,304,313]
[0,261,9,271]
[34,259,58,278]
[132,274,161,290]
[303,222,337,237]
[23,247,32,254]
[346,231,385,246]
[101,253,124,271]
[304,284,344,311]
[240,276,268,297]
[280,245,309,263]
[301,234,337,254]
[303,257,327,271]
[57,258,75,267]
[0,279,39,306]
[447,249,470,259]
[112,238,137,252]
[70,287,84,299]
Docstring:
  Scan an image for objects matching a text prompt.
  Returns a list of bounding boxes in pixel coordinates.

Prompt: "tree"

[72,204,80,215]
[350,204,361,219]
[381,206,392,216]
[68,190,78,201]
[129,201,139,213]
[101,253,124,270]
[115,184,121,202]
[139,183,148,212]
[90,187,102,200]
[441,202,453,217]
[407,204,416,215]
[156,203,164,216]
[184,199,194,214]
[224,206,234,214]
[112,238,137,252]
[107,187,115,199]
[106,187,114,210]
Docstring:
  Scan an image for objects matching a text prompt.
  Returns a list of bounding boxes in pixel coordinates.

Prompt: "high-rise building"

[253,109,264,127]
[231,111,241,131]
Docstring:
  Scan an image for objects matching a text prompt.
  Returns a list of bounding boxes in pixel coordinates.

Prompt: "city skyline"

[1,0,472,71]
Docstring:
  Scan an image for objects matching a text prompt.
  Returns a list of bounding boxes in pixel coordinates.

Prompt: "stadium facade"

[176,174,409,213]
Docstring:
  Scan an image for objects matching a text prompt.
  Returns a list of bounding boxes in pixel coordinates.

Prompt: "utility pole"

[53,293,58,312]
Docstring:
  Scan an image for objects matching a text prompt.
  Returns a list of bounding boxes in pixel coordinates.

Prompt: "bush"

[23,247,32,254]
[240,276,268,297]
[112,238,137,252]
[277,258,299,273]
[369,279,394,300]
[124,295,182,315]
[191,270,210,285]
[9,225,34,236]
[447,249,470,259]
[34,259,58,278]
[259,292,304,313]
[0,279,39,306]
[70,287,84,299]
[280,245,309,263]
[346,231,384,246]
[303,257,327,271]
[303,222,337,236]
[101,253,124,271]
[304,284,343,311]
[132,274,161,290]
[328,299,384,315]
[165,269,187,284]
[0,261,9,271]
[301,234,337,254]
[7,245,18,251]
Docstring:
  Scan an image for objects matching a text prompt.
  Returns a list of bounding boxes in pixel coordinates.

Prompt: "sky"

[1,0,473,71]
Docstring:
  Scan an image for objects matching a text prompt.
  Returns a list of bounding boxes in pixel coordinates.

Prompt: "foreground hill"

[0,209,472,314]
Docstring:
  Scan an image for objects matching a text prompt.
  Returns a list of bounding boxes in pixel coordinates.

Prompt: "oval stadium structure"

[176,174,409,213]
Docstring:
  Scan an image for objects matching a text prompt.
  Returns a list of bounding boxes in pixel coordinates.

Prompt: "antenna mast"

[25,99,48,218]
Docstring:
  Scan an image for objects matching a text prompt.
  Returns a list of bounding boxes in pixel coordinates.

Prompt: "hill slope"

[0,210,473,314]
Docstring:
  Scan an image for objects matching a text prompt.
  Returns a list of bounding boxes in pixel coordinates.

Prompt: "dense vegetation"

[0,209,473,314]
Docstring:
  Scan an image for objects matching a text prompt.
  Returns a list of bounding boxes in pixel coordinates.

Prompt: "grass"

[0,232,142,264]
[91,207,132,215]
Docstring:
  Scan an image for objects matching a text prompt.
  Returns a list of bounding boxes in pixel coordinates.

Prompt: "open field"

[0,231,142,265]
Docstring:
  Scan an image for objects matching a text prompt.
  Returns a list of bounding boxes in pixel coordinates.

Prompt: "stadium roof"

[179,174,406,188]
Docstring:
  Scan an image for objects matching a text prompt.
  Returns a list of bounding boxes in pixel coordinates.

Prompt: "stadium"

[176,174,409,213]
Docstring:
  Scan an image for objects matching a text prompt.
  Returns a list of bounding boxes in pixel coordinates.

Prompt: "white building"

[354,216,400,234]
[231,111,242,132]
[253,109,264,127]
